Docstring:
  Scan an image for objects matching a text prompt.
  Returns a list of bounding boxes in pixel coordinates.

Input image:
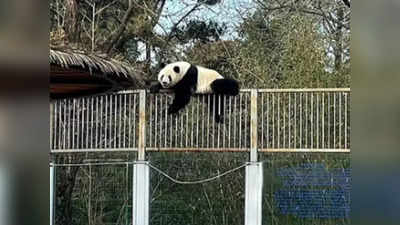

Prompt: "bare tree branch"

[342,0,350,8]
[105,0,135,54]
[166,3,201,43]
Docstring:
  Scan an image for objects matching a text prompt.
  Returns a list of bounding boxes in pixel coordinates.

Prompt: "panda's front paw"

[215,115,224,123]
[168,106,179,115]
[150,83,161,93]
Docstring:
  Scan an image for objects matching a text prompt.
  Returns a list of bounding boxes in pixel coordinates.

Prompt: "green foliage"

[174,20,227,44]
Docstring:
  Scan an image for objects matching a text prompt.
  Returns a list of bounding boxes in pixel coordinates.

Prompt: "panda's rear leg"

[208,94,224,123]
[210,78,240,96]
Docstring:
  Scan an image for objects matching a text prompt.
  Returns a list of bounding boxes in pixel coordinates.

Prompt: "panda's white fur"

[158,61,223,94]
[151,61,239,122]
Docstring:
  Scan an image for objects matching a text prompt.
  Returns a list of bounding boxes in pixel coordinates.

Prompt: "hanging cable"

[147,162,252,185]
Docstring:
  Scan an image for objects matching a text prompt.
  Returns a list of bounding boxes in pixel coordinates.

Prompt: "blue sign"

[274,163,350,218]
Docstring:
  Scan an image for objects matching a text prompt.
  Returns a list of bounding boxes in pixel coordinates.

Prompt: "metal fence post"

[245,162,263,225]
[50,164,55,225]
[245,89,263,225]
[138,90,146,161]
[133,90,149,225]
[133,162,150,225]
[250,90,258,162]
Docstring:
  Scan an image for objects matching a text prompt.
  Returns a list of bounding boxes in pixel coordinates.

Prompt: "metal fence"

[50,88,350,153]
[49,88,350,225]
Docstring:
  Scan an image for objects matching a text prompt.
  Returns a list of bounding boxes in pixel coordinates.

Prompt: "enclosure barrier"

[50,88,350,153]
[49,88,350,225]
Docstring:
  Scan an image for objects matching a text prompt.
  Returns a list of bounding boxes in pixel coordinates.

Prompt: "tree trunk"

[334,7,343,71]
[64,0,80,43]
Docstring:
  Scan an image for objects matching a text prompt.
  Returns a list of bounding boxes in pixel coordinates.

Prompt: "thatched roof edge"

[50,49,137,80]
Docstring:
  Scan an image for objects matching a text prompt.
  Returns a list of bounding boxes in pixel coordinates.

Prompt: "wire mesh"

[52,152,137,225]
[148,152,248,225]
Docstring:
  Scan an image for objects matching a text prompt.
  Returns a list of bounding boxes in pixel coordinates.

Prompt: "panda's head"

[158,61,191,88]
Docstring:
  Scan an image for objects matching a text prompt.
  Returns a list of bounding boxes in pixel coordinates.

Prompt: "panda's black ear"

[160,62,166,68]
[173,66,180,73]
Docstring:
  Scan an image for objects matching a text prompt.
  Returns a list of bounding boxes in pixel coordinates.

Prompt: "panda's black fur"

[150,62,239,123]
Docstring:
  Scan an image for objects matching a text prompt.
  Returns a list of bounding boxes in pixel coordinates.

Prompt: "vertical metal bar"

[50,104,54,150]
[196,96,200,147]
[223,96,226,148]
[67,99,71,149]
[138,90,146,160]
[212,95,216,147]
[317,93,319,148]
[283,94,286,148]
[191,98,194,147]
[305,93,308,148]
[245,94,248,148]
[234,96,237,148]
[228,96,232,148]
[266,93,269,149]
[334,93,336,148]
[123,94,126,148]
[81,98,85,149]
[55,101,59,149]
[114,95,117,149]
[128,95,132,148]
[207,95,210,148]
[86,98,90,149]
[181,101,184,147]
[250,90,258,161]
[133,162,149,225]
[294,93,297,148]
[175,104,178,147]
[170,101,173,148]
[118,95,122,148]
[345,92,348,149]
[133,94,137,148]
[50,165,55,225]
[149,95,153,147]
[239,94,242,149]
[63,99,67,149]
[322,93,325,148]
[155,95,158,148]
[339,92,342,148]
[311,93,313,149]
[245,162,263,225]
[288,93,291,148]
[219,95,226,148]
[277,95,280,148]
[165,95,168,147]
[159,96,163,148]
[272,94,275,148]
[328,93,331,148]
[98,96,101,148]
[90,97,94,148]
[105,96,108,148]
[202,96,205,147]
[261,94,264,149]
[217,95,221,148]
[186,98,189,147]
[299,93,304,148]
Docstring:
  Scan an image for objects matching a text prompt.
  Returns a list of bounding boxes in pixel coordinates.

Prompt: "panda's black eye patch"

[168,75,172,82]
[173,66,180,73]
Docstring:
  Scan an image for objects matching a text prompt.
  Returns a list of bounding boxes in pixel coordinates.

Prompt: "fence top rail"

[116,88,350,95]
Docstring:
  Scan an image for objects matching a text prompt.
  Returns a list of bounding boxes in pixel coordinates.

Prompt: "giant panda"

[150,61,239,123]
